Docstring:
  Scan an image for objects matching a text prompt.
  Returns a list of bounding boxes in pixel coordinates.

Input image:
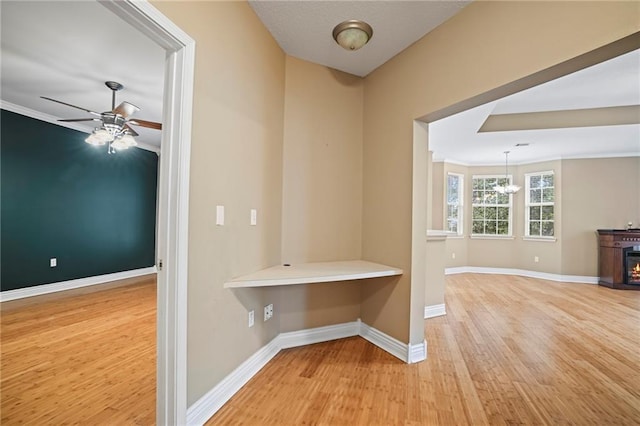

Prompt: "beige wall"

[561,157,640,276]
[362,1,639,347]
[279,56,364,332]
[154,0,639,409]
[435,157,639,277]
[152,1,286,405]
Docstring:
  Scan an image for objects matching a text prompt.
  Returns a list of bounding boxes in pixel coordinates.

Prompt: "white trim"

[444,266,598,284]
[0,267,157,302]
[424,303,447,319]
[186,339,281,426]
[522,236,557,242]
[359,322,409,363]
[277,321,360,349]
[1,100,161,154]
[99,1,195,424]
[186,321,424,425]
[469,235,515,240]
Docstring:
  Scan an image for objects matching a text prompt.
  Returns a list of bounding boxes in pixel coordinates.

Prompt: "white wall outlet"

[534,256,539,263]
[250,209,257,226]
[216,205,225,226]
[50,258,57,267]
[264,303,273,321]
[248,310,255,327]
[451,252,456,259]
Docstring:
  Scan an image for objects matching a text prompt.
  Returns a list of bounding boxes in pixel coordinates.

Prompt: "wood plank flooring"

[2,274,639,425]
[209,274,640,425]
[1,277,156,425]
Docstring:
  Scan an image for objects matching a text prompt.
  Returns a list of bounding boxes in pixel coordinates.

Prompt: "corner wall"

[362,1,639,345]
[279,56,364,332]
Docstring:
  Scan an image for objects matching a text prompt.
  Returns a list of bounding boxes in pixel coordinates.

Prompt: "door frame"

[99,1,194,424]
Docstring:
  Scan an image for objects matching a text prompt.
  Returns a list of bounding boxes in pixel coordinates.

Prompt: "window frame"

[471,174,514,237]
[524,170,555,239]
[445,172,464,236]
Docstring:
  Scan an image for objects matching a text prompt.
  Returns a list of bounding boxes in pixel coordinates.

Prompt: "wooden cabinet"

[597,229,640,290]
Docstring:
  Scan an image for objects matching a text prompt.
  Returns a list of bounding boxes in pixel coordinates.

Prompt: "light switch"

[216,205,225,226]
[250,209,257,226]
[50,258,57,267]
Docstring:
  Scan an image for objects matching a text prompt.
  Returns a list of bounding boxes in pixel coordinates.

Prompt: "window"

[526,171,554,237]
[446,173,464,235]
[472,175,512,236]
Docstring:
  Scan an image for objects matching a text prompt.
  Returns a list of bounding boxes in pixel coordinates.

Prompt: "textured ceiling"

[249,0,471,77]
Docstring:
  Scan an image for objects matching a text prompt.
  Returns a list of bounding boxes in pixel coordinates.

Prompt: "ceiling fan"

[41,81,162,152]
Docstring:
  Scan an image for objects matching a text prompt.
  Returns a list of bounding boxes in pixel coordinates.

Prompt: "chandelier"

[494,151,521,194]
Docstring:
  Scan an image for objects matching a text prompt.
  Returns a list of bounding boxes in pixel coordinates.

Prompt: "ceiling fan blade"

[40,96,101,117]
[113,101,140,118]
[124,124,139,137]
[58,118,101,123]
[128,118,162,130]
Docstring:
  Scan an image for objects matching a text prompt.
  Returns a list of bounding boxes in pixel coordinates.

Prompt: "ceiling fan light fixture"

[113,133,137,150]
[85,128,112,146]
[332,20,373,51]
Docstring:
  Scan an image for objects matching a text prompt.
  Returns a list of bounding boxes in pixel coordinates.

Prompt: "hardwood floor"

[209,274,640,425]
[1,277,156,425]
[2,274,639,425]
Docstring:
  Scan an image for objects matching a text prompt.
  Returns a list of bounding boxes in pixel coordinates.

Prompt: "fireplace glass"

[624,247,640,285]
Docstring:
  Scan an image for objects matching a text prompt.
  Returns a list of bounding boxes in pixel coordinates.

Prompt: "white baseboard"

[444,266,598,284]
[424,303,446,319]
[0,267,157,302]
[186,320,425,425]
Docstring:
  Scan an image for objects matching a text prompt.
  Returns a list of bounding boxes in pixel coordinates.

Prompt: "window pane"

[530,189,541,203]
[542,174,554,188]
[497,207,509,220]
[473,206,484,219]
[472,179,483,190]
[484,191,497,204]
[497,193,509,204]
[485,207,497,220]
[485,221,496,234]
[542,222,554,236]
[541,206,554,220]
[497,221,509,235]
[472,191,483,204]
[486,178,497,188]
[530,206,541,220]
[530,221,541,236]
[497,177,509,187]
[472,221,484,234]
[542,188,554,202]
[530,175,541,188]
[447,219,458,233]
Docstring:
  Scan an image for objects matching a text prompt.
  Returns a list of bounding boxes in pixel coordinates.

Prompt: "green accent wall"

[1,109,158,291]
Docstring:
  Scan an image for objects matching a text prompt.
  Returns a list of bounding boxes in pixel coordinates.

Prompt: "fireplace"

[597,229,640,290]
[625,247,640,285]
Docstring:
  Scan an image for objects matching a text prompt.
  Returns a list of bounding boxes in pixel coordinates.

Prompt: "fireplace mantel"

[597,229,640,290]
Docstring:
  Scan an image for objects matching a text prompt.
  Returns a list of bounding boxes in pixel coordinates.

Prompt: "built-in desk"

[224,260,403,289]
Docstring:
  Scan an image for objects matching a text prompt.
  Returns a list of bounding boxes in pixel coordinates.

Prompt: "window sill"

[522,236,557,242]
[469,235,514,240]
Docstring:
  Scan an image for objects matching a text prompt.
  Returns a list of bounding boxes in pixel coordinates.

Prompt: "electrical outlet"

[264,303,273,321]
[248,310,255,327]
[534,256,539,263]
[451,252,456,259]
[250,209,257,226]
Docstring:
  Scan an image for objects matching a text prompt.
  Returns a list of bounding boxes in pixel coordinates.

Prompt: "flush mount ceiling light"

[494,151,521,194]
[332,20,373,51]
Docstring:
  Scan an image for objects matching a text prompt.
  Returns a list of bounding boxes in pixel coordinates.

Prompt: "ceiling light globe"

[333,20,373,51]
[85,129,112,146]
[120,133,137,148]
[111,137,129,150]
